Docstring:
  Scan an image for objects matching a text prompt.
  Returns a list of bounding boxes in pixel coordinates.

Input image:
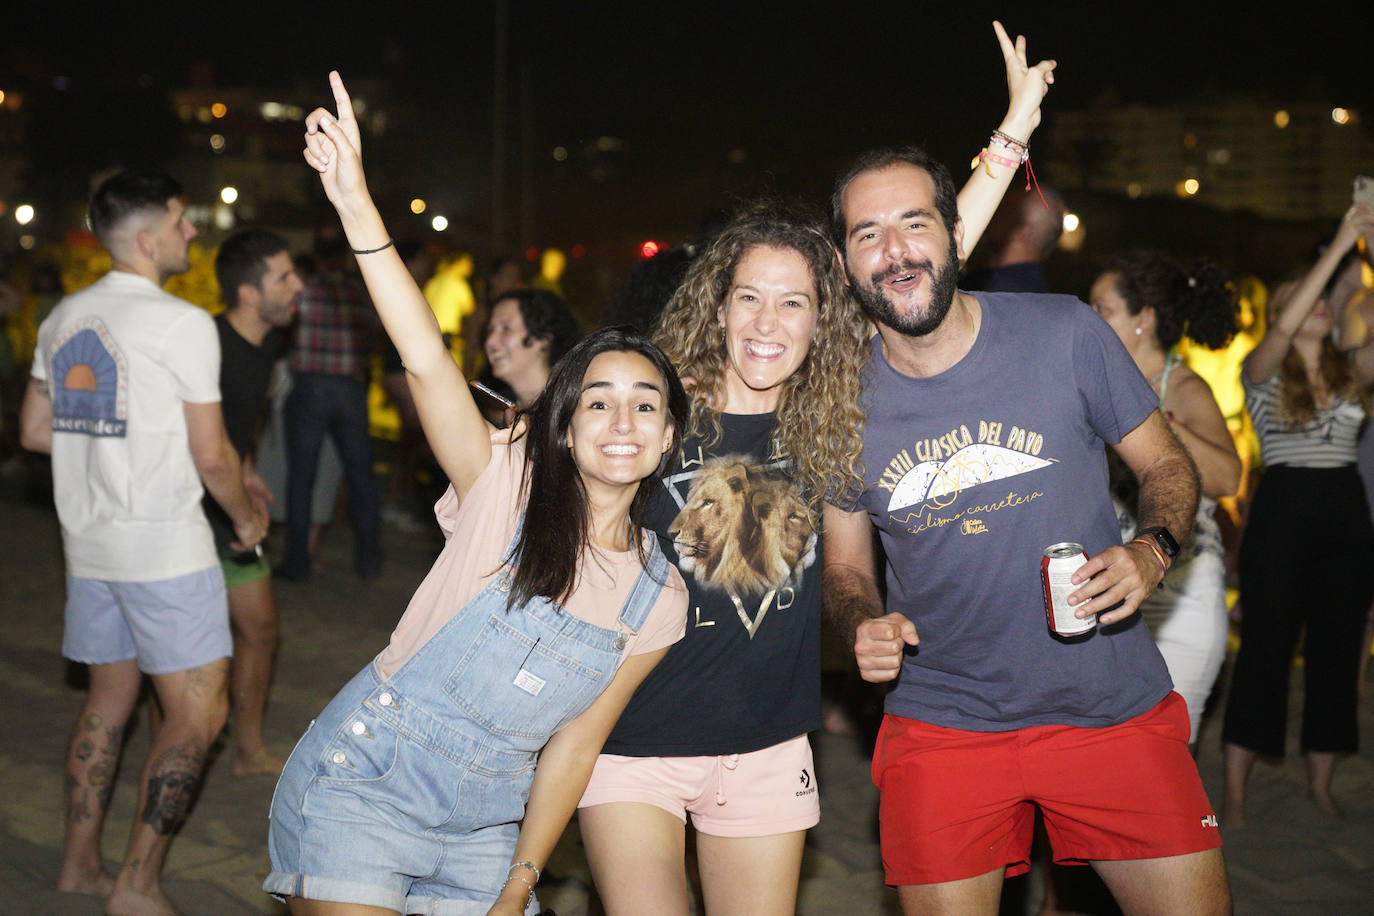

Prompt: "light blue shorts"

[63,567,231,675]
[265,664,542,915]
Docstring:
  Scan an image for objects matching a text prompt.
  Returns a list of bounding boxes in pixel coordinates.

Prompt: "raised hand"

[302,71,368,210]
[994,20,1056,136]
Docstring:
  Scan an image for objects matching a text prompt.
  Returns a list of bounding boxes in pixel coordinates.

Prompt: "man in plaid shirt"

[279,226,383,581]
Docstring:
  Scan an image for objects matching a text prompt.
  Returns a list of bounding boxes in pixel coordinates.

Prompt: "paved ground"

[3,478,1373,914]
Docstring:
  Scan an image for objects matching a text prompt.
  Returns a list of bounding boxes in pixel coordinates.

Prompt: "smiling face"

[840,163,962,338]
[566,350,675,497]
[716,244,819,414]
[486,297,550,391]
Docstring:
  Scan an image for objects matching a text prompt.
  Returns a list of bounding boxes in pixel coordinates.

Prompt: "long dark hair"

[505,326,689,609]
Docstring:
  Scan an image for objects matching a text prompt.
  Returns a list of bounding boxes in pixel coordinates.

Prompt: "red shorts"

[873,692,1222,886]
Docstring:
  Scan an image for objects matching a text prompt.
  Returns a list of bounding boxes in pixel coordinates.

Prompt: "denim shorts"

[63,567,231,675]
[264,664,542,915]
[265,519,668,913]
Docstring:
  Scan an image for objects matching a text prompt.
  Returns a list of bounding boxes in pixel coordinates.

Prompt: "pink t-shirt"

[375,439,687,680]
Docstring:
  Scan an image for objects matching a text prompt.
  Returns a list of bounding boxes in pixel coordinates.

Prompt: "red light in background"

[640,240,660,259]
[570,243,586,259]
[524,247,539,262]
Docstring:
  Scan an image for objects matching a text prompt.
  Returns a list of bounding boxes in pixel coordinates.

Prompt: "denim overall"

[265,528,669,914]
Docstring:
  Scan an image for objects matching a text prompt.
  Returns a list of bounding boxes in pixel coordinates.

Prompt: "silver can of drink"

[1041,542,1095,636]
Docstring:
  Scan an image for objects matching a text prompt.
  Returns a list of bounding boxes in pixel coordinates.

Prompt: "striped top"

[1244,359,1366,468]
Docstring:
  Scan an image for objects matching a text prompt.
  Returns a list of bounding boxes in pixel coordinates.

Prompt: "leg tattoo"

[141,745,203,835]
[66,714,124,825]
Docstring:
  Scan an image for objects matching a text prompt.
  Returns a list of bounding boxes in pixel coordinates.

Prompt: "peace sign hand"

[993,21,1056,138]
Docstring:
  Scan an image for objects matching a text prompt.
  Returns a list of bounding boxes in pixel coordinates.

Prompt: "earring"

[1134,327,1142,336]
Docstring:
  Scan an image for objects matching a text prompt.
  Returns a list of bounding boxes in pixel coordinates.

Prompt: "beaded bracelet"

[508,861,540,883]
[991,129,1029,156]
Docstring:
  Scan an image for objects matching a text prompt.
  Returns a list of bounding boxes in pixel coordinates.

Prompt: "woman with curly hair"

[1221,204,1374,827]
[1090,251,1240,744]
[576,22,1055,915]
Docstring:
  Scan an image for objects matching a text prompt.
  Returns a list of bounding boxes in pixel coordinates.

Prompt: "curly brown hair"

[651,203,870,507]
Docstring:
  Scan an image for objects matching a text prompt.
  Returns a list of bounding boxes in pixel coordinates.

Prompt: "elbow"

[192,446,234,482]
[19,427,49,454]
[1208,458,1242,501]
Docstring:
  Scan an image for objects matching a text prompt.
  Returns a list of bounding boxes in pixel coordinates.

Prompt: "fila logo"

[1200,814,1218,828]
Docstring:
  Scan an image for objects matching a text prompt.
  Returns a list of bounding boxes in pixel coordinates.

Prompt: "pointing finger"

[329,70,357,126]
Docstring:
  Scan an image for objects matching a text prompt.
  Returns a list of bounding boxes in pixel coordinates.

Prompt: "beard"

[849,243,960,338]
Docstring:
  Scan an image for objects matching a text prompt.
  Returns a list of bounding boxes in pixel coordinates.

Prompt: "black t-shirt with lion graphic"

[603,411,822,756]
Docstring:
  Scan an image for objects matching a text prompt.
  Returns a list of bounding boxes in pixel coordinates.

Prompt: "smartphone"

[1355,175,1374,208]
[470,379,518,429]
[469,379,516,411]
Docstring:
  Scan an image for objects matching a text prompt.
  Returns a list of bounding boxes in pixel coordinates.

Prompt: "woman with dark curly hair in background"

[1222,205,1374,827]
[1090,251,1240,746]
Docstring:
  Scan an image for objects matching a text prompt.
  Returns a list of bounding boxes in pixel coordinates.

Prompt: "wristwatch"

[1135,526,1180,561]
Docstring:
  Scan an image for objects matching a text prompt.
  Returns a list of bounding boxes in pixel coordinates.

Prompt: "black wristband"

[351,238,394,255]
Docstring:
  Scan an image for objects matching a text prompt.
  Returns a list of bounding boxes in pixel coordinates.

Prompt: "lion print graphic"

[669,458,817,637]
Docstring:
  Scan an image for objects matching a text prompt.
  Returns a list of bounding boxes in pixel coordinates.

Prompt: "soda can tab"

[1041,542,1095,636]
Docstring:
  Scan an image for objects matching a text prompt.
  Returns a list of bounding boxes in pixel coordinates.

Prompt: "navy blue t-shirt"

[837,292,1173,730]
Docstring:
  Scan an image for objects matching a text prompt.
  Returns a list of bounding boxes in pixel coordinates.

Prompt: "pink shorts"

[873,692,1222,886]
[578,735,819,837]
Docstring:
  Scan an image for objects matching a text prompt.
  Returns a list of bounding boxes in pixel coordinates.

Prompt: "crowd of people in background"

[4,19,1374,916]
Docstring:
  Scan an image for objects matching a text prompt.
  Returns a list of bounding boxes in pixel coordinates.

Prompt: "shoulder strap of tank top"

[1158,351,1182,406]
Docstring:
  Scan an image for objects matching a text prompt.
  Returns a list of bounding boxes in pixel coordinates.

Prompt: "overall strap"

[615,532,670,633]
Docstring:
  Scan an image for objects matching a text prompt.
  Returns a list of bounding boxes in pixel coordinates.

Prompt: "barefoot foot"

[230,746,285,777]
[57,864,115,897]
[1309,790,1344,819]
[105,882,182,916]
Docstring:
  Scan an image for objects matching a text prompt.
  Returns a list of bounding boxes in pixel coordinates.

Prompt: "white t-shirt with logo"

[33,271,221,581]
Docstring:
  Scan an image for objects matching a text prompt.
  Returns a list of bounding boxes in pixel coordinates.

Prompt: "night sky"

[4,2,1370,269]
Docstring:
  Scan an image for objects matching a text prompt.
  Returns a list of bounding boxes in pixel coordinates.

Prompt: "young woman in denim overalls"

[266,73,690,916]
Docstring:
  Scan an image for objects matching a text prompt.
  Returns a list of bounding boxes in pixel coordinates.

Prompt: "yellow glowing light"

[1177,178,1200,197]
[431,215,449,232]
[1127,182,1143,199]
[220,186,239,205]
[19,234,35,250]
[0,90,5,105]
[15,204,35,225]
[410,198,427,214]
[552,146,568,161]
[1274,110,1290,129]
[1332,107,1351,125]
[1062,213,1080,233]
[210,133,226,151]
[211,102,227,118]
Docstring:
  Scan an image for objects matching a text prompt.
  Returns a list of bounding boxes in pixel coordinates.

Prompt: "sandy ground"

[3,483,1373,915]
